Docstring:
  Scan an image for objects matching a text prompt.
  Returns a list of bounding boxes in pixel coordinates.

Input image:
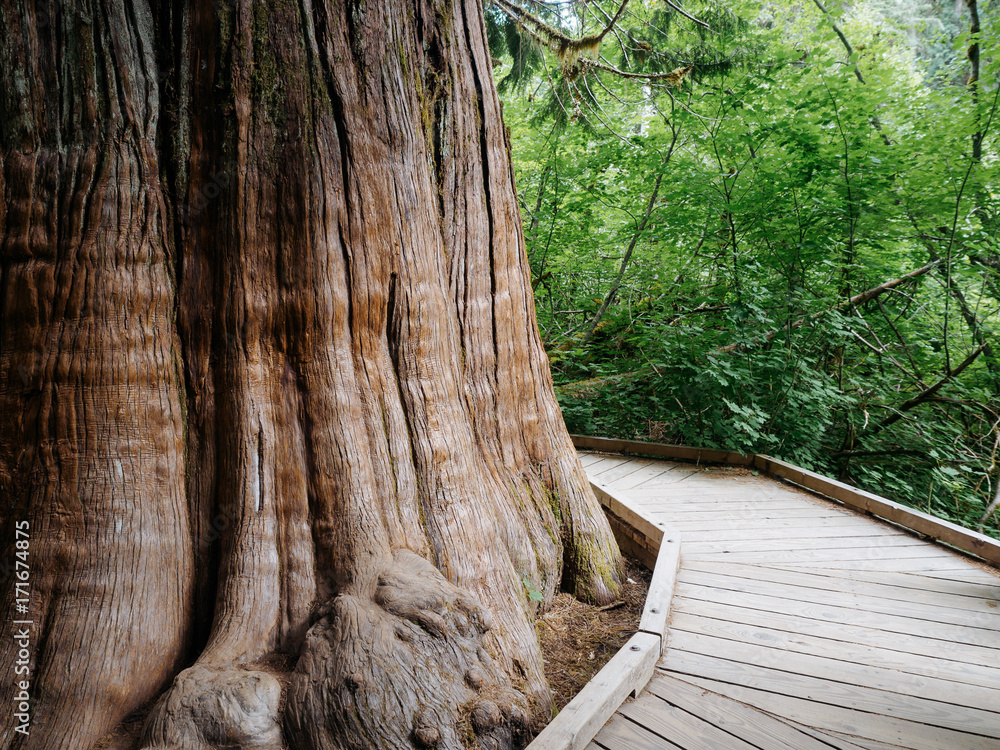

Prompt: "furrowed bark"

[0,1,193,747]
[1,0,622,748]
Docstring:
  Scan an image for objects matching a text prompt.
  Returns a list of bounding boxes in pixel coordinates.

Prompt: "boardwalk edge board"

[525,482,682,750]
[571,435,1000,568]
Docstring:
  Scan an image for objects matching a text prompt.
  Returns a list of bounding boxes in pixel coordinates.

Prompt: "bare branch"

[867,345,987,437]
[715,261,941,354]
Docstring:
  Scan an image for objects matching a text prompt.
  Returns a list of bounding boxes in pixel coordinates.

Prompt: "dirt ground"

[537,555,652,710]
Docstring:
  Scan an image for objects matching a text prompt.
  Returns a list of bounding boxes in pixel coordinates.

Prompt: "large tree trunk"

[0,2,622,749]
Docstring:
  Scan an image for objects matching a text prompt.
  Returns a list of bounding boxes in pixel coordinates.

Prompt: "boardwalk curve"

[576,449,1000,750]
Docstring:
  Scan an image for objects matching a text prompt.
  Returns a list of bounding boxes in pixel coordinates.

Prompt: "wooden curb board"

[526,480,682,750]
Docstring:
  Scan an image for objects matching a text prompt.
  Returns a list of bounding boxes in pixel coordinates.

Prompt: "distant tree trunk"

[0,2,622,749]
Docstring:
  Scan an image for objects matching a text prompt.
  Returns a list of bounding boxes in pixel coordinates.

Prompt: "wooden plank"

[662,649,1000,736]
[609,463,691,489]
[759,564,1000,598]
[794,724,920,750]
[589,482,667,548]
[681,545,975,567]
[667,670,1000,750]
[644,674,843,750]
[667,609,1000,690]
[634,503,855,519]
[671,597,1000,667]
[681,535,928,555]
[632,484,776,496]
[672,583,1000,664]
[664,508,883,525]
[768,555,989,571]
[590,716,682,750]
[797,725,957,750]
[787,726,875,750]
[632,502,844,518]
[572,435,753,466]
[627,486,815,499]
[617,693,762,750]
[685,559,1000,614]
[625,485,801,500]
[628,475,740,490]
[584,456,632,476]
[665,629,1000,714]
[908,565,1000,582]
[603,460,669,485]
[755,454,1000,567]
[676,524,907,543]
[676,567,1000,631]
[626,482,779,494]
[605,512,658,570]
[638,534,681,648]
[577,452,607,468]
[589,457,656,481]
[527,632,660,750]
[665,514,894,532]
[672,582,1000,649]
[600,466,681,491]
[627,470,707,488]
[638,504,849,521]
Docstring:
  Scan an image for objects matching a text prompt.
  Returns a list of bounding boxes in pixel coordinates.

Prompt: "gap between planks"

[667,608,1000,691]
[676,566,1000,630]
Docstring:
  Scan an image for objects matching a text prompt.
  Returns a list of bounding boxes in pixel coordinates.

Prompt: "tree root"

[284,550,530,750]
[138,664,284,750]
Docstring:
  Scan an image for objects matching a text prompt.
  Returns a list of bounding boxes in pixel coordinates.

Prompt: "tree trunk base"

[284,550,530,750]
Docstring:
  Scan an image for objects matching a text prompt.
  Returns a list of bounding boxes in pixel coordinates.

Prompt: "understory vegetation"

[488,0,1000,536]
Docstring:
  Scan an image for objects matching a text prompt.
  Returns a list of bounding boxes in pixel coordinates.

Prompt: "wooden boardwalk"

[578,451,1000,750]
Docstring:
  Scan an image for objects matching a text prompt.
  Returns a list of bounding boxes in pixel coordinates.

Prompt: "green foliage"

[495,0,1000,537]
[521,576,545,602]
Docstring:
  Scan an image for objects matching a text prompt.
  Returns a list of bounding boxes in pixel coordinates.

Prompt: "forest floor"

[537,554,652,711]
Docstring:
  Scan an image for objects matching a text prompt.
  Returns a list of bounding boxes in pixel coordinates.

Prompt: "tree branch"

[576,125,680,347]
[810,0,865,83]
[906,215,1000,380]
[556,262,943,397]
[715,260,940,354]
[867,345,987,436]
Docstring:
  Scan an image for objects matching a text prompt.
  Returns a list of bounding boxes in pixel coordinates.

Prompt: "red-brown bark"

[0,2,194,746]
[0,1,621,748]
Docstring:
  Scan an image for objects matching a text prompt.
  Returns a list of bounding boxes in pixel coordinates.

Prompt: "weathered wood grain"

[528,633,660,750]
[667,608,1000,690]
[579,449,1000,750]
[668,671,1000,749]
[754,455,1000,566]
[645,674,838,750]
[638,535,681,649]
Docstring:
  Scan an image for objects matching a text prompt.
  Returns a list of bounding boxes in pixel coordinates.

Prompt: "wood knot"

[464,666,486,689]
[475,604,493,632]
[413,710,441,747]
[503,700,528,729]
[471,700,502,732]
[413,724,440,747]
